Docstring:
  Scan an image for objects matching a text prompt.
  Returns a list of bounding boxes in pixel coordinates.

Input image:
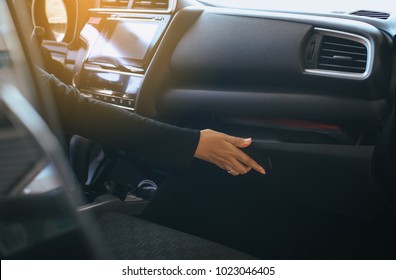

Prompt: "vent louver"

[350,10,390,20]
[132,0,169,10]
[318,36,367,74]
[100,0,130,9]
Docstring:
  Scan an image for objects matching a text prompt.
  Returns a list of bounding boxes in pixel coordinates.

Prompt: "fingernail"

[244,138,252,144]
[261,168,266,175]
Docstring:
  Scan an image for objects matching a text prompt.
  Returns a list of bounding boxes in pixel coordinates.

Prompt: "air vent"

[318,36,367,74]
[132,0,169,10]
[100,0,130,9]
[350,10,390,20]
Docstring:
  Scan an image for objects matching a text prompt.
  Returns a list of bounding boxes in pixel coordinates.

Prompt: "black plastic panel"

[245,142,374,219]
[170,13,311,85]
[137,7,392,121]
[159,88,389,121]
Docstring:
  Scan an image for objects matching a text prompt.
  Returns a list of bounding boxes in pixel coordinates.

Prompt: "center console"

[76,10,171,111]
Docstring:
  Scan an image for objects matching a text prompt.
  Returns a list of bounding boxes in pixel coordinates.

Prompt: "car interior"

[1,0,396,259]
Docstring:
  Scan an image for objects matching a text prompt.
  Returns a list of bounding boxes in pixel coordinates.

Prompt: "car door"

[0,0,104,259]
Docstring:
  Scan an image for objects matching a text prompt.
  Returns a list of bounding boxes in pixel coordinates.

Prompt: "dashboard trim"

[84,64,145,76]
[90,0,177,14]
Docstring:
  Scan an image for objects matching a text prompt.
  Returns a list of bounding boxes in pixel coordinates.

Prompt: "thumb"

[227,136,252,148]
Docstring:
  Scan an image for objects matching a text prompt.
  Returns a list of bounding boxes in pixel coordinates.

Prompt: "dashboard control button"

[109,97,116,104]
[127,99,134,107]
[124,92,136,99]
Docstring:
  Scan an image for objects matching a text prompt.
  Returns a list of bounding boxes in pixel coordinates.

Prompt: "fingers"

[224,151,265,176]
[226,135,252,148]
[195,129,266,176]
[224,135,266,175]
[223,163,249,176]
[229,158,252,175]
[237,151,266,175]
[227,169,239,176]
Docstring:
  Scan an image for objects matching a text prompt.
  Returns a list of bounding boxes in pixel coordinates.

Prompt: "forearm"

[37,67,200,168]
[68,98,200,168]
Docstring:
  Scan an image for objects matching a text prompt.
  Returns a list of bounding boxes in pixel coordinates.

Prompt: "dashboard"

[73,0,395,142]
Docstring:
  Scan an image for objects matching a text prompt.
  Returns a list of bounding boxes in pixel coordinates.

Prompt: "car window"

[45,0,68,42]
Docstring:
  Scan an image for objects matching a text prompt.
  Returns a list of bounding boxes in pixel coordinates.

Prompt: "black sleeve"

[37,67,200,168]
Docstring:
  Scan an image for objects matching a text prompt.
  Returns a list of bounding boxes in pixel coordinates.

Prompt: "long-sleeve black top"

[37,68,200,168]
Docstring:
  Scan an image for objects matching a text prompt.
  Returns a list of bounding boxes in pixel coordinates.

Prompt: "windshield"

[199,0,395,14]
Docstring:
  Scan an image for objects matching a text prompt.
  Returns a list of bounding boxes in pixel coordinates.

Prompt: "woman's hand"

[194,129,266,176]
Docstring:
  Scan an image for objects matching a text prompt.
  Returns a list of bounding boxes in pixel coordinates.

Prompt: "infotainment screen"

[101,22,159,61]
[88,15,169,68]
